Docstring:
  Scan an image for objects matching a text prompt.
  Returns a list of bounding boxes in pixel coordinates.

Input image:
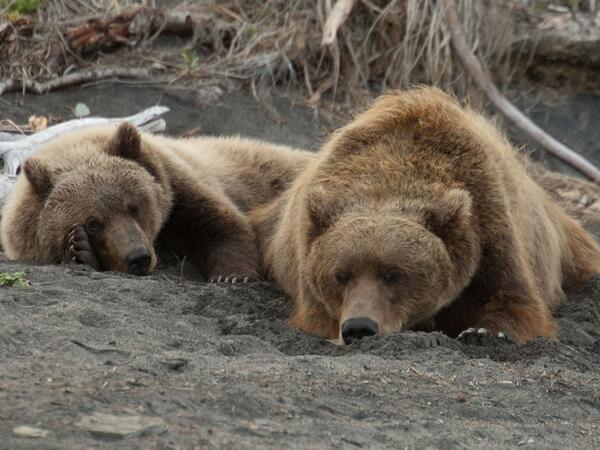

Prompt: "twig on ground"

[0,68,150,96]
[70,340,129,355]
[179,255,187,291]
[4,119,26,135]
[443,0,600,184]
[181,126,203,138]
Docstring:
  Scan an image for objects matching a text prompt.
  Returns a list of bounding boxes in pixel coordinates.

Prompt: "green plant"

[1,0,42,15]
[0,272,30,288]
[181,49,200,75]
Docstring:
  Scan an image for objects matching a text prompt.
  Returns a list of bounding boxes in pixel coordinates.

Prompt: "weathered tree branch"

[515,7,600,69]
[0,107,169,210]
[0,68,150,96]
[443,0,600,184]
[0,106,169,175]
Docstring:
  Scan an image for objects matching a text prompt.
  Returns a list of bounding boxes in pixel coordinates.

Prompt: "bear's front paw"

[208,275,255,284]
[66,225,102,271]
[457,327,513,345]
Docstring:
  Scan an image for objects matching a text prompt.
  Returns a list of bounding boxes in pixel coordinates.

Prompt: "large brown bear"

[1,123,313,279]
[249,87,600,344]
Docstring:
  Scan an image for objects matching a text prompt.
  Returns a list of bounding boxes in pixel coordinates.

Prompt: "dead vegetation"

[3,0,600,183]
[0,0,526,105]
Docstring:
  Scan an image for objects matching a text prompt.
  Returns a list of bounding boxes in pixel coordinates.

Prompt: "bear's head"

[301,181,480,345]
[290,87,485,344]
[20,123,173,274]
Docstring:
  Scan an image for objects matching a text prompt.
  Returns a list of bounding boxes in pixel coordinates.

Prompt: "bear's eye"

[335,270,352,285]
[380,271,403,284]
[85,217,104,234]
[128,204,139,216]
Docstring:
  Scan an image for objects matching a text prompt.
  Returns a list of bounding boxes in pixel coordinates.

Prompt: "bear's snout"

[341,317,379,344]
[125,247,152,275]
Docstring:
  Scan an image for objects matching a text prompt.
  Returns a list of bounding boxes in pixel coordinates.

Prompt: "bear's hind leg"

[202,231,259,281]
[161,183,260,281]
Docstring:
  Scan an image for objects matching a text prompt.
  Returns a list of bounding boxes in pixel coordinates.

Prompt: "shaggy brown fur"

[249,87,600,344]
[1,123,313,279]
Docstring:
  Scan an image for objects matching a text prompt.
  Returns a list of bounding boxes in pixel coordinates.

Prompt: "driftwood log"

[0,106,169,210]
[515,6,600,69]
[65,7,194,53]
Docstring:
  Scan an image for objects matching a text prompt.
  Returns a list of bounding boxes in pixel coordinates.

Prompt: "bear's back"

[159,135,314,211]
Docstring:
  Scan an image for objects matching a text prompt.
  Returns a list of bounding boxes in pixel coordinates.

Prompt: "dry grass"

[0,0,139,80]
[170,0,523,101]
[0,0,531,107]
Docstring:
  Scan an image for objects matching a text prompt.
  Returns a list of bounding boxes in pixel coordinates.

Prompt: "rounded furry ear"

[108,122,164,183]
[109,122,141,160]
[22,157,52,196]
[424,189,472,238]
[305,186,338,241]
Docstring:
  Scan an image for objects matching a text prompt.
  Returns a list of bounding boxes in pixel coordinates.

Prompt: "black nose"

[341,317,379,345]
[125,247,151,275]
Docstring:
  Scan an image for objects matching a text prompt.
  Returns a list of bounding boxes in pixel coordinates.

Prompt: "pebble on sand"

[13,426,49,438]
[75,412,167,439]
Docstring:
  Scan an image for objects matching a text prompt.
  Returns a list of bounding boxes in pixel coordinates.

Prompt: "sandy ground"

[1,85,600,449]
[1,260,599,449]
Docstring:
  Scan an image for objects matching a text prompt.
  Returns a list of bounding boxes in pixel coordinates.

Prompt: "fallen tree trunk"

[513,6,600,69]
[0,107,168,210]
[443,0,600,184]
[65,7,195,53]
[0,106,169,177]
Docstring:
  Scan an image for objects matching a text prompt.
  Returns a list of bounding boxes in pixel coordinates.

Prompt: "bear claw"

[208,275,254,284]
[66,225,102,271]
[457,327,511,345]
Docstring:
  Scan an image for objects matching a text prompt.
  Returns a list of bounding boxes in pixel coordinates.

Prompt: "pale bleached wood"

[1,118,166,175]
[0,106,169,155]
[0,174,16,211]
[0,132,24,141]
[0,109,169,208]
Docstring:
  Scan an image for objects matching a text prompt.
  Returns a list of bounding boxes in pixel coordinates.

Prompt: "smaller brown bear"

[1,123,313,279]
[249,87,600,344]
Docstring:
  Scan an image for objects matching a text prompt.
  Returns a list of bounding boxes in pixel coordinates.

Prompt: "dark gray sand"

[1,85,600,449]
[1,260,599,449]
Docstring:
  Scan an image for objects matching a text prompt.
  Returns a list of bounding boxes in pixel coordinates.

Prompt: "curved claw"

[208,275,255,284]
[457,327,511,344]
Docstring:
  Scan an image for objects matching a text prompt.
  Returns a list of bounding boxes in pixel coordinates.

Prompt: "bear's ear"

[305,187,338,242]
[108,122,141,161]
[424,189,472,238]
[22,157,52,196]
